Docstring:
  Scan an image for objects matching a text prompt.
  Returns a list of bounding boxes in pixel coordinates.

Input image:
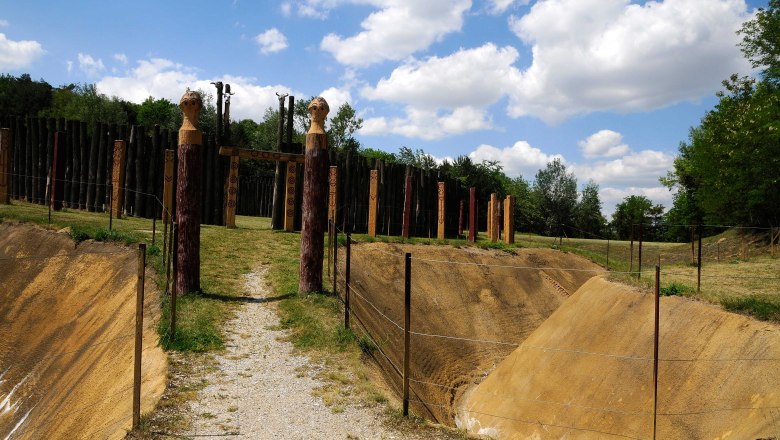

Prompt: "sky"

[0,0,767,217]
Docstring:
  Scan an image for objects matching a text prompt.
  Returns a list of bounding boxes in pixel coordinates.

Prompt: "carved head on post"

[179,89,202,132]
[307,96,330,135]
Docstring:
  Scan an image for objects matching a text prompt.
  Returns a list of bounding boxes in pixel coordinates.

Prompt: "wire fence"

[0,242,157,440]
[329,225,780,439]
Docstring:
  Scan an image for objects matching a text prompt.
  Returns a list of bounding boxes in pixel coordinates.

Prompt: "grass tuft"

[721,295,780,321]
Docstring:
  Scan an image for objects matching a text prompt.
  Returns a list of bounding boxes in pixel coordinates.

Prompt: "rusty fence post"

[469,187,476,242]
[653,265,660,440]
[458,200,464,239]
[333,226,338,297]
[697,223,703,292]
[638,223,644,279]
[345,233,351,330]
[133,243,146,428]
[403,252,412,417]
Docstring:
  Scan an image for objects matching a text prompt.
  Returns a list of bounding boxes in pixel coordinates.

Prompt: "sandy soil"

[336,242,604,424]
[460,276,780,439]
[183,265,459,439]
[0,222,166,440]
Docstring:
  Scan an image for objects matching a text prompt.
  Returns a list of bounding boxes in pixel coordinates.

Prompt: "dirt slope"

[0,222,166,440]
[340,242,603,423]
[459,276,780,439]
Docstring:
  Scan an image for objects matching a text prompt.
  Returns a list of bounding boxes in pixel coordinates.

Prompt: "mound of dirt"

[459,276,780,439]
[339,242,604,423]
[0,222,166,440]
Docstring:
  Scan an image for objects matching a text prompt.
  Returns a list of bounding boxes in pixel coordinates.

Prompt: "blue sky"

[0,0,767,217]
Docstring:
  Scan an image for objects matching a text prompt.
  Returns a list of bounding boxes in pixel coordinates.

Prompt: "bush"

[660,282,693,297]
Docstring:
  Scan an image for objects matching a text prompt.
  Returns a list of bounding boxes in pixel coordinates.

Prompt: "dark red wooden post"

[175,90,203,295]
[299,97,329,293]
[0,128,13,204]
[468,187,476,242]
[402,173,412,239]
[458,199,464,238]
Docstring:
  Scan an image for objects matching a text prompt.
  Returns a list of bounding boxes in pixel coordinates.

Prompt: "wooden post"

[162,150,174,223]
[133,243,146,429]
[504,195,515,244]
[402,174,412,239]
[629,224,635,274]
[691,225,696,264]
[345,233,351,329]
[328,166,338,227]
[606,239,610,270]
[437,182,445,240]
[469,187,476,242]
[487,194,493,240]
[225,154,239,228]
[653,265,660,440]
[333,227,338,296]
[175,90,203,295]
[111,140,126,218]
[638,223,644,279]
[271,93,287,230]
[171,223,178,340]
[458,200,464,238]
[299,97,329,293]
[284,161,296,232]
[403,252,411,417]
[697,224,703,292]
[51,131,66,211]
[0,128,12,204]
[368,170,379,237]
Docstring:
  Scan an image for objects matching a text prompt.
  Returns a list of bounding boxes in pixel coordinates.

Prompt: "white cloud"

[321,0,472,67]
[601,186,674,218]
[572,149,675,188]
[469,140,565,178]
[505,0,753,123]
[281,2,292,16]
[487,0,528,15]
[0,19,9,28]
[78,53,105,77]
[255,28,288,54]
[319,87,352,115]
[578,129,629,158]
[96,57,300,122]
[0,33,44,70]
[362,43,520,109]
[113,53,128,65]
[361,106,491,140]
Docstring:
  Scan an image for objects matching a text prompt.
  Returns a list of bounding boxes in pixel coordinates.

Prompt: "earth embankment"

[0,222,166,440]
[339,242,603,423]
[459,276,780,439]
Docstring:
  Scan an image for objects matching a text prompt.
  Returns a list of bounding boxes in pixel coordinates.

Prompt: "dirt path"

[183,266,410,439]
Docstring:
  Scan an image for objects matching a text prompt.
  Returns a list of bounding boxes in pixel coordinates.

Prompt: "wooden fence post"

[175,90,203,295]
[469,187,476,242]
[328,166,338,226]
[111,140,126,219]
[487,193,493,241]
[51,131,66,211]
[299,97,329,293]
[638,223,644,279]
[133,243,146,429]
[504,195,515,244]
[162,149,174,260]
[284,161,297,232]
[653,265,660,440]
[458,200,464,238]
[697,224,703,292]
[0,128,12,204]
[403,252,412,417]
[225,154,239,228]
[402,174,412,239]
[437,182,445,240]
[368,169,378,237]
[345,233,351,329]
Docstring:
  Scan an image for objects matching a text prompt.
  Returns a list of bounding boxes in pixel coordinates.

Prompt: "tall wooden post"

[0,128,12,204]
[493,196,501,242]
[284,161,297,232]
[271,93,287,230]
[175,90,203,295]
[402,173,412,239]
[469,187,476,242]
[162,150,174,223]
[133,243,146,428]
[638,223,644,279]
[51,132,66,210]
[437,182,445,240]
[402,252,412,417]
[487,194,493,240]
[489,193,499,242]
[111,140,126,219]
[652,265,660,440]
[225,154,239,228]
[328,166,338,226]
[458,200,464,238]
[368,170,379,237]
[504,195,515,244]
[299,97,329,293]
[697,224,703,292]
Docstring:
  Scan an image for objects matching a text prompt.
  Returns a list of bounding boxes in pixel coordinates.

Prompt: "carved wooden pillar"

[0,128,11,204]
[437,182,445,240]
[368,169,378,237]
[225,154,239,228]
[299,97,329,293]
[284,161,297,232]
[328,166,338,227]
[175,90,203,295]
[504,195,515,244]
[162,149,174,223]
[488,193,495,242]
[111,140,126,218]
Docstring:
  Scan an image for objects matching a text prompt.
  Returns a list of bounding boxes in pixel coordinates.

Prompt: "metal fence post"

[697,223,703,292]
[133,243,146,428]
[653,264,660,440]
[403,252,411,416]
[333,227,338,297]
[345,233,351,330]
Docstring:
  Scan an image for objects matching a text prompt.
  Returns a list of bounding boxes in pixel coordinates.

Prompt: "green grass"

[721,295,780,321]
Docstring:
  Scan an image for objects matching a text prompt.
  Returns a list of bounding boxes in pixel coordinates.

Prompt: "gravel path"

[183,266,408,440]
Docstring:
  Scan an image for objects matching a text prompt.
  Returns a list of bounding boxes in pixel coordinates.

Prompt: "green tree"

[328,102,363,153]
[533,159,578,236]
[574,180,606,238]
[41,83,132,126]
[136,96,181,130]
[610,195,661,240]
[739,0,780,83]
[0,73,52,116]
